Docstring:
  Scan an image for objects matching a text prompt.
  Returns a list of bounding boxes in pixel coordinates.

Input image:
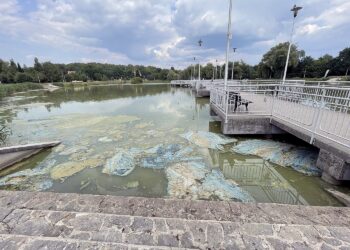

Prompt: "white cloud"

[0,0,349,67]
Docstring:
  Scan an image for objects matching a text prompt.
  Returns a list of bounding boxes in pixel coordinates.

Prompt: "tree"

[333,48,350,76]
[34,57,42,72]
[259,43,305,79]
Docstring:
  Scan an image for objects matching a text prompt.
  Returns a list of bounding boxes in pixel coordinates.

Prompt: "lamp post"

[215,59,218,79]
[231,48,237,80]
[282,4,302,84]
[224,0,233,90]
[198,39,203,80]
[193,57,196,80]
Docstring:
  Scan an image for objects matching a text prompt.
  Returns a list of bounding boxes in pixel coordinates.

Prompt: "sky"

[0,0,349,68]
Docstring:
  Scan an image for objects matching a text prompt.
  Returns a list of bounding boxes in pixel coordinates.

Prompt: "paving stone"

[207,223,224,249]
[179,231,195,248]
[266,237,290,250]
[328,227,350,243]
[290,241,313,250]
[157,233,180,247]
[241,235,269,250]
[187,221,207,246]
[131,217,154,233]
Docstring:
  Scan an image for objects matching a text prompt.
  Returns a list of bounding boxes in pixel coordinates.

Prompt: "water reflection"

[222,158,308,205]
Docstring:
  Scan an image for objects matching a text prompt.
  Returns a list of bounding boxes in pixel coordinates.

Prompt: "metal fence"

[210,82,350,149]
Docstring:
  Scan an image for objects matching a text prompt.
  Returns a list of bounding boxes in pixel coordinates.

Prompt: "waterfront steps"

[1,191,350,249]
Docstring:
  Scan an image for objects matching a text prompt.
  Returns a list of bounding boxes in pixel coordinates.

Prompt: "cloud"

[0,0,349,67]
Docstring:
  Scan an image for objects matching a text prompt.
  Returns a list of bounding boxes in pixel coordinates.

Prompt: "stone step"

[1,207,350,249]
[0,234,178,250]
[1,190,350,227]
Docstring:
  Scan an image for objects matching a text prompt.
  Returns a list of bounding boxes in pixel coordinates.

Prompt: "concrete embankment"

[0,190,349,249]
[0,142,60,171]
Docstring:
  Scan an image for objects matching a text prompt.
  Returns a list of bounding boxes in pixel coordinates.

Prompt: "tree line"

[179,44,350,81]
[1,44,349,84]
[0,58,179,84]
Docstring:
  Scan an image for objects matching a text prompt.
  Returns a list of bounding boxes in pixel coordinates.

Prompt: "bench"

[228,92,253,112]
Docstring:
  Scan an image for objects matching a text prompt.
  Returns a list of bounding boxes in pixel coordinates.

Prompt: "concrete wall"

[221,116,285,135]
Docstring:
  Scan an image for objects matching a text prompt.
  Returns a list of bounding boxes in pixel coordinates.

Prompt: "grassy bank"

[0,83,44,99]
[53,79,170,88]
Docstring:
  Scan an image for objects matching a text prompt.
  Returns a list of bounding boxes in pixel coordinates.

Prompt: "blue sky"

[0,0,349,68]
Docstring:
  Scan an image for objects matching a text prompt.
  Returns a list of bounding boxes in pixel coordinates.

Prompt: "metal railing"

[210,82,350,149]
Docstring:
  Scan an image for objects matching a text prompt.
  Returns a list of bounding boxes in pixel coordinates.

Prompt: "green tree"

[259,43,305,79]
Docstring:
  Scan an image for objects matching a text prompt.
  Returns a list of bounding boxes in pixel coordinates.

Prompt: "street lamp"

[231,48,237,80]
[215,59,218,79]
[193,57,196,80]
[198,39,203,80]
[282,4,302,83]
[224,0,233,89]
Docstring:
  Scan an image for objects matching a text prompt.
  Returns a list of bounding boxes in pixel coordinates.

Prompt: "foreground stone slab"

[1,190,350,227]
[1,208,350,249]
[0,234,178,250]
[0,191,350,249]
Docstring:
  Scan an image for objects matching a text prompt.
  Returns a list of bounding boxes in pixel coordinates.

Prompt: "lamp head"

[291,5,302,18]
[198,39,203,47]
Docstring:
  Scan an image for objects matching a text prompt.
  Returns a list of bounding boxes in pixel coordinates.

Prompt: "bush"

[0,83,43,99]
[131,77,143,84]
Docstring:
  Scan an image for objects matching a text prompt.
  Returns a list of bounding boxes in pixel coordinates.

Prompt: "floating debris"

[166,162,253,202]
[80,179,91,191]
[232,139,321,176]
[181,131,237,150]
[140,144,198,169]
[59,145,89,156]
[126,181,140,189]
[98,137,113,143]
[50,159,103,180]
[103,151,136,176]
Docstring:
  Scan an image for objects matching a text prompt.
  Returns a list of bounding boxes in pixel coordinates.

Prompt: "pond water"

[0,84,348,206]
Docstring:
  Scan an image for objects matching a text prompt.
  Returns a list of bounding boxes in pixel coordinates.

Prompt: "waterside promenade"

[171,80,350,185]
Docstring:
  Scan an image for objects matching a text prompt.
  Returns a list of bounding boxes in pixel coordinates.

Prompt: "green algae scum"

[0,84,349,206]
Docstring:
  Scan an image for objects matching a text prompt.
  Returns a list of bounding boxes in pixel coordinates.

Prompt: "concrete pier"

[210,103,350,184]
[0,190,349,249]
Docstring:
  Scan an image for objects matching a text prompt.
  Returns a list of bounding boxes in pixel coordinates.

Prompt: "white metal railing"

[210,82,350,149]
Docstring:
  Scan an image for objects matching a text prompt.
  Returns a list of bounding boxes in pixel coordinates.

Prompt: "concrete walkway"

[0,191,349,249]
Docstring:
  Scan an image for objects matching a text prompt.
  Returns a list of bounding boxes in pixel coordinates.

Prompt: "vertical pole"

[224,0,233,91]
[231,48,236,81]
[198,63,201,81]
[283,16,296,84]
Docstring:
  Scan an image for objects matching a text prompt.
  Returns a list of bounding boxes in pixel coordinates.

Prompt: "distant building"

[67,71,76,75]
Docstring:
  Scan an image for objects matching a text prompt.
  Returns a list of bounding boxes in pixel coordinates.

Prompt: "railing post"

[224,89,229,123]
[310,87,325,144]
[270,85,277,122]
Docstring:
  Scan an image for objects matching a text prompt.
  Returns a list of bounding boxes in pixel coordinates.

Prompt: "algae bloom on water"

[181,131,237,150]
[232,139,321,176]
[166,161,254,202]
[102,150,136,176]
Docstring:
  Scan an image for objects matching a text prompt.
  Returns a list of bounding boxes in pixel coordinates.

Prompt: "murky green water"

[0,84,348,206]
